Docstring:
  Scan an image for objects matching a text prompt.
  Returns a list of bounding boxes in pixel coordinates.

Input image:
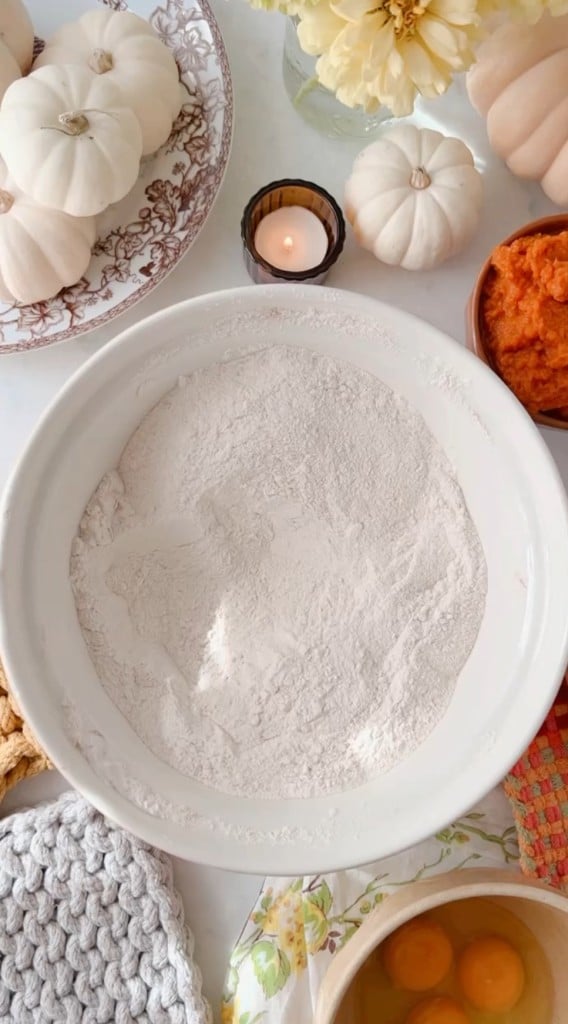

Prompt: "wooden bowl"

[466,214,568,431]
[314,867,568,1024]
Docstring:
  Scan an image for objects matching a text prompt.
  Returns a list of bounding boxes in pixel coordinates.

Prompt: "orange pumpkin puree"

[481,230,568,415]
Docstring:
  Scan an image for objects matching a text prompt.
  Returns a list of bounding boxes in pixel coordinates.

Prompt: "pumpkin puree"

[481,230,568,414]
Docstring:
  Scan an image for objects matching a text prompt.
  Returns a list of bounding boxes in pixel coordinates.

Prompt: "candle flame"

[283,235,294,252]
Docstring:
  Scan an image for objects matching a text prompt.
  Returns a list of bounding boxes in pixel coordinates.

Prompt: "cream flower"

[297,0,481,115]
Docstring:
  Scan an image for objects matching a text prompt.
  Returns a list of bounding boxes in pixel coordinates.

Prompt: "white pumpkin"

[0,156,96,305]
[0,39,21,101]
[34,9,182,156]
[0,65,143,217]
[344,125,483,271]
[0,0,33,73]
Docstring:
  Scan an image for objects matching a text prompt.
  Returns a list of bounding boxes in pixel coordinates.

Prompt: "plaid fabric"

[504,679,568,889]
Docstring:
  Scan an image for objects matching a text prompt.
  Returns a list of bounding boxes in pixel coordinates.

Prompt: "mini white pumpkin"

[0,65,143,217]
[0,156,96,305]
[345,125,483,271]
[35,9,182,156]
[0,0,33,73]
[0,39,21,102]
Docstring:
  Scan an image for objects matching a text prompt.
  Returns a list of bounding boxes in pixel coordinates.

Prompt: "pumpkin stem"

[88,48,114,74]
[410,166,431,190]
[57,110,90,136]
[41,109,118,138]
[0,188,14,214]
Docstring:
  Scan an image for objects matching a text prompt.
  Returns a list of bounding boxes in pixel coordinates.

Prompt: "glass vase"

[281,16,391,140]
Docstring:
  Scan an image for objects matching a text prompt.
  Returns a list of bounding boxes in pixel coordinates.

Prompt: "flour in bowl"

[70,345,486,799]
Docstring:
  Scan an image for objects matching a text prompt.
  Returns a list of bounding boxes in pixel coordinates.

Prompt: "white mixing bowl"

[2,286,568,873]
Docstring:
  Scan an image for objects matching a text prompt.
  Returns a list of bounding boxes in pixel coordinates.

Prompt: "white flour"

[70,345,486,800]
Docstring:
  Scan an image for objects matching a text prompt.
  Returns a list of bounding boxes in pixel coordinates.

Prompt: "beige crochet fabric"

[0,660,50,802]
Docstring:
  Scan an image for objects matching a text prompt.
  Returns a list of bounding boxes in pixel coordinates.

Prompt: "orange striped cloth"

[504,678,568,890]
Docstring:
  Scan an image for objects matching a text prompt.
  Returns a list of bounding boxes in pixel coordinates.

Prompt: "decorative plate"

[0,0,233,354]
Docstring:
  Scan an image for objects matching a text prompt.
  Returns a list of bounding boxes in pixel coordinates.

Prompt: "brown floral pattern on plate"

[1,0,233,354]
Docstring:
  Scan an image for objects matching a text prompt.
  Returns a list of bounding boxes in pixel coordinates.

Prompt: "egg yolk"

[406,995,470,1024]
[457,935,525,1012]
[383,917,453,992]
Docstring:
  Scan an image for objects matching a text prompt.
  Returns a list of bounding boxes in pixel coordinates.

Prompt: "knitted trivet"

[504,676,568,890]
[0,661,50,803]
[0,791,211,1024]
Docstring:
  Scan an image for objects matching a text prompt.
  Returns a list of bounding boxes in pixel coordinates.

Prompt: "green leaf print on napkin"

[437,815,519,864]
[303,898,329,955]
[308,879,332,915]
[251,941,291,997]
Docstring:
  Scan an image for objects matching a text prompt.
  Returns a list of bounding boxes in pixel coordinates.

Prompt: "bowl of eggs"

[315,867,568,1024]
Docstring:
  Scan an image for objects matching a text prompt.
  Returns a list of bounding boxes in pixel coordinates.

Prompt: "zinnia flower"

[297,0,482,115]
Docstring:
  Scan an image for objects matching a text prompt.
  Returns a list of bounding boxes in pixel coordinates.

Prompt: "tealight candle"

[253,206,329,273]
[241,179,345,285]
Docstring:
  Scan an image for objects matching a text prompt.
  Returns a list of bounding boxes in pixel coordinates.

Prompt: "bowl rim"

[467,214,568,431]
[314,866,568,1024]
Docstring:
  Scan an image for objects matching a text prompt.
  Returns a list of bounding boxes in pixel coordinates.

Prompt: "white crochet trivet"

[0,792,211,1024]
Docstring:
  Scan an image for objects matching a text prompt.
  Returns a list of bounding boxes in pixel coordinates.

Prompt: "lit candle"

[241,179,345,285]
[253,206,329,273]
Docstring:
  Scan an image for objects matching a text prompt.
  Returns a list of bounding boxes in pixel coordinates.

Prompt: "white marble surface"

[2,1,568,1019]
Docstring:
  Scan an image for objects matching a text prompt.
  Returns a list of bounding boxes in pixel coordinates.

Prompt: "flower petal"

[330,0,374,20]
[297,3,345,52]
[398,37,448,86]
[417,16,462,57]
[428,0,479,25]
[369,21,396,66]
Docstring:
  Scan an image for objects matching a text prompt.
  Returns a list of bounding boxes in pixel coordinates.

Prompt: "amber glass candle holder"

[241,179,345,285]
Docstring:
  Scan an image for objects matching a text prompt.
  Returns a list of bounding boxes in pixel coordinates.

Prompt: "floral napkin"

[221,788,518,1024]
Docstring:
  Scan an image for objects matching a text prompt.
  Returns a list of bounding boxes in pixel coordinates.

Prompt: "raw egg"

[383,917,453,992]
[406,995,470,1024]
[457,935,525,1013]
